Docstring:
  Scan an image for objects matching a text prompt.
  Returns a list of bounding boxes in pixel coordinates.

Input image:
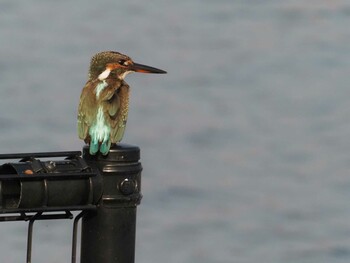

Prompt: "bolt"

[119,178,136,195]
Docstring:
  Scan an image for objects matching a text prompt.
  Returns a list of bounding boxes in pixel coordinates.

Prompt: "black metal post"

[80,144,142,263]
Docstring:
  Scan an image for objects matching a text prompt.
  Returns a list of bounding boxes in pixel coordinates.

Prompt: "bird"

[78,51,166,155]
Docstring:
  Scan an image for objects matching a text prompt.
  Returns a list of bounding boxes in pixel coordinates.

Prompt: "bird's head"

[88,51,166,81]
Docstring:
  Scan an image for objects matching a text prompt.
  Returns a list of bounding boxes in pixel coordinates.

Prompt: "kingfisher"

[78,51,166,155]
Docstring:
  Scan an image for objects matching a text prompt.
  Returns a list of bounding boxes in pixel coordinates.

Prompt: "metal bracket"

[24,211,73,263]
[71,211,86,263]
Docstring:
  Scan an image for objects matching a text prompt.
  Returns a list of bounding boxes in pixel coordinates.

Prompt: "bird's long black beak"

[129,63,167,74]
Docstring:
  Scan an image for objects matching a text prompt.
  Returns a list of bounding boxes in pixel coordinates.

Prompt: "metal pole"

[80,144,142,263]
[26,212,42,263]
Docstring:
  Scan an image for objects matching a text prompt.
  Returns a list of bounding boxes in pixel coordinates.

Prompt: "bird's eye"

[118,60,130,66]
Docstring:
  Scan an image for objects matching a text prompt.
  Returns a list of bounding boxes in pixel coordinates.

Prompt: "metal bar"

[71,211,86,263]
[26,212,42,263]
[0,151,81,160]
[0,172,96,180]
[0,181,2,209]
[0,212,74,222]
[0,205,96,217]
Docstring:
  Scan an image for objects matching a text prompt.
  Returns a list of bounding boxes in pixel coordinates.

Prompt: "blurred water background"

[1,0,350,262]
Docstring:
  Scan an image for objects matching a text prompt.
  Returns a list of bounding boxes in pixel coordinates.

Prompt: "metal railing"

[0,143,142,263]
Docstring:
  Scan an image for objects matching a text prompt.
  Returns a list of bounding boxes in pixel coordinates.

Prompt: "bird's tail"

[100,140,111,155]
[89,140,99,155]
[89,139,111,155]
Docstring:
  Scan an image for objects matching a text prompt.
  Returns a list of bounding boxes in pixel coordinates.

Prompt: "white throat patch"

[120,71,133,80]
[98,68,133,81]
[98,68,111,80]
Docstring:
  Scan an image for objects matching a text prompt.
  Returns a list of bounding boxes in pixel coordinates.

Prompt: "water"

[1,0,350,262]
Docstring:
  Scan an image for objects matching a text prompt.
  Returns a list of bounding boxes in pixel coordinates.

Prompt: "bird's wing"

[109,83,129,143]
[77,81,97,141]
[78,79,129,144]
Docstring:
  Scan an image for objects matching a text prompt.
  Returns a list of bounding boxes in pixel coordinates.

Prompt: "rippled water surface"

[1,1,350,262]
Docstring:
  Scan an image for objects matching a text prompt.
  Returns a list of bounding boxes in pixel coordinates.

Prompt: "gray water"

[1,0,350,262]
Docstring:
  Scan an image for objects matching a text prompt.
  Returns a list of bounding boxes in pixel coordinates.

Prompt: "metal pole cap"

[82,143,140,163]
